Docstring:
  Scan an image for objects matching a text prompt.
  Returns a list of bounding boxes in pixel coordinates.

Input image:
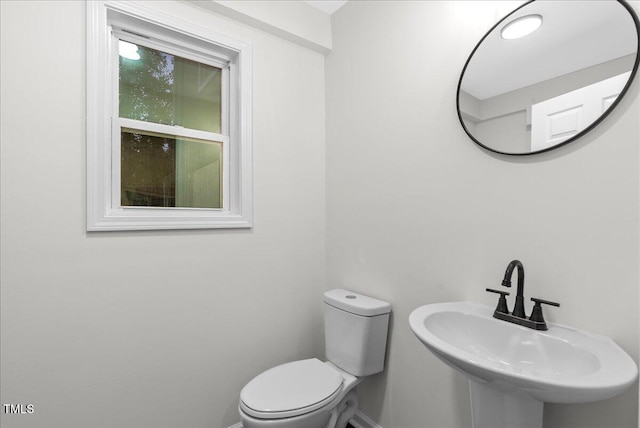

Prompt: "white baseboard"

[350,410,383,428]
[227,410,382,428]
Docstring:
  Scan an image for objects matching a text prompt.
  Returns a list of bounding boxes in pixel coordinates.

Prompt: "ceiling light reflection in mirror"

[501,14,542,40]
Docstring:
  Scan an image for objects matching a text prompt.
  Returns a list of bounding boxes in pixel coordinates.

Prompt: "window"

[117,41,226,210]
[87,1,252,230]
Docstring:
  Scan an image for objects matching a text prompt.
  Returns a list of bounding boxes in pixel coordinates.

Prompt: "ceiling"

[305,0,348,15]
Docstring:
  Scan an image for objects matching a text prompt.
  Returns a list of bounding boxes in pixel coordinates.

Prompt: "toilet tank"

[324,289,391,377]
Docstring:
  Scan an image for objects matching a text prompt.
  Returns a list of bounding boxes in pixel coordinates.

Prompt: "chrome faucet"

[485,260,560,331]
[502,259,526,318]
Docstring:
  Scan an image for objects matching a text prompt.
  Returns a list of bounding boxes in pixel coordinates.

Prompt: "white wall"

[0,1,326,427]
[195,0,332,53]
[326,1,639,427]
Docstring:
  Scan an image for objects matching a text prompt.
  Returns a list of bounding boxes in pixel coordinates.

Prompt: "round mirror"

[457,0,640,155]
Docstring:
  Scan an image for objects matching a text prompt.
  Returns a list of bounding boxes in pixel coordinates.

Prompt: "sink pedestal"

[469,380,543,428]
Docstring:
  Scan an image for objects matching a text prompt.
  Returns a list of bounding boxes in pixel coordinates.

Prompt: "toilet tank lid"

[324,289,391,316]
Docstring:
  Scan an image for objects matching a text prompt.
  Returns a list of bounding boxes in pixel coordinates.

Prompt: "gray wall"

[0,1,326,427]
[326,1,639,427]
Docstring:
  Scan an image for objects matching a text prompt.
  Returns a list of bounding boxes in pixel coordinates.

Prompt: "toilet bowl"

[238,289,391,428]
[239,359,361,428]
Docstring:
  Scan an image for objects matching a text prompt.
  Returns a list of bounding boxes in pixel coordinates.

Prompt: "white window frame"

[87,1,253,231]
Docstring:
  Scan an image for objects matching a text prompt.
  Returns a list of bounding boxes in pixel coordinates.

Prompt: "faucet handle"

[529,297,560,323]
[486,288,510,314]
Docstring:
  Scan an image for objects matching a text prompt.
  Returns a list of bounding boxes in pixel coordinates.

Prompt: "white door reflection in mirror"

[531,72,631,151]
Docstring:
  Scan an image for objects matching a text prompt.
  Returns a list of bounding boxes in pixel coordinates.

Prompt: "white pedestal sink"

[409,302,637,428]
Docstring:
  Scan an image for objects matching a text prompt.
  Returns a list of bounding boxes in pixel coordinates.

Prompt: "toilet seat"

[240,358,344,419]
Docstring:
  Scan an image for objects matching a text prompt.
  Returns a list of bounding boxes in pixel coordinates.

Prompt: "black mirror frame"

[456,0,640,156]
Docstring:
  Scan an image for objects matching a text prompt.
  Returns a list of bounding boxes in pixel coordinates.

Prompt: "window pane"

[121,130,223,209]
[119,42,222,133]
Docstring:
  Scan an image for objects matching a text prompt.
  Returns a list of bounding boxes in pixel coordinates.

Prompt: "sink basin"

[409,302,637,404]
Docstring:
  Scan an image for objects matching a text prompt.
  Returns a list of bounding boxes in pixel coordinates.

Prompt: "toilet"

[238,289,391,428]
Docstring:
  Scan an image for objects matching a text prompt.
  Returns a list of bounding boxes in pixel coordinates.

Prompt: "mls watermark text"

[3,404,34,414]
